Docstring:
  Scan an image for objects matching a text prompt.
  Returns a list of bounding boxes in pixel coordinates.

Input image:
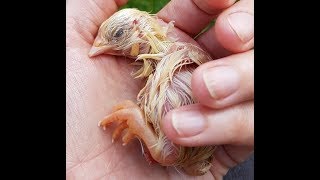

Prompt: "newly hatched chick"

[89,8,216,176]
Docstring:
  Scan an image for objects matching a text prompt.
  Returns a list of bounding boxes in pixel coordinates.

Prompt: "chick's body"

[90,9,216,176]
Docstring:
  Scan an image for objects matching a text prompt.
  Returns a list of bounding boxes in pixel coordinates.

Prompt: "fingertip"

[215,10,254,53]
[193,0,237,15]
[157,0,213,36]
[114,0,128,7]
[191,65,213,106]
[161,111,179,141]
[196,0,254,55]
[161,105,210,147]
[162,105,208,145]
[192,62,240,109]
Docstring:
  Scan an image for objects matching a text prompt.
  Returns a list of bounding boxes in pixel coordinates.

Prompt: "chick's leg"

[98,100,177,166]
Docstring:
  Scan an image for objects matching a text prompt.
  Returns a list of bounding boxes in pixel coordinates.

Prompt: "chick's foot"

[98,100,177,166]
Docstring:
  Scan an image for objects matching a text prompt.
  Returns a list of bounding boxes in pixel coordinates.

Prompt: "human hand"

[66,0,208,179]
[66,0,154,179]
[66,0,253,179]
[158,0,254,179]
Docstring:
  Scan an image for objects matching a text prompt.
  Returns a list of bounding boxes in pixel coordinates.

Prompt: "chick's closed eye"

[114,28,124,38]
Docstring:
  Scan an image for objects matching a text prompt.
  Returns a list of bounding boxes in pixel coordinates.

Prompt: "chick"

[89,8,216,176]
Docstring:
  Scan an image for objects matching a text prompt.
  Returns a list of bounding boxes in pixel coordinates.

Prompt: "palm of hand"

[66,5,214,180]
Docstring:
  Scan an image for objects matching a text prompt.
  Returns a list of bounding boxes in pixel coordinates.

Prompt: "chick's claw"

[122,131,135,146]
[112,122,128,142]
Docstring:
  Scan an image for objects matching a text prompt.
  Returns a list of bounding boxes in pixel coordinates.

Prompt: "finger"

[197,0,254,58]
[157,0,237,37]
[161,101,254,147]
[192,50,253,109]
[210,145,253,179]
[66,0,127,44]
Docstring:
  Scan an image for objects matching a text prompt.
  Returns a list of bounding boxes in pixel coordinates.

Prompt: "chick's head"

[89,8,152,58]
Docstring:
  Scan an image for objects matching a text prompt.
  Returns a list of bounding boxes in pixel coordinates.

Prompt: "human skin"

[66,0,253,179]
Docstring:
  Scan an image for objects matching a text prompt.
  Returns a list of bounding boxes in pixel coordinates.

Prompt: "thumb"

[161,102,254,147]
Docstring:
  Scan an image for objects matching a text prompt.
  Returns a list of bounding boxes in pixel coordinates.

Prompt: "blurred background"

[121,0,170,13]
[121,0,254,179]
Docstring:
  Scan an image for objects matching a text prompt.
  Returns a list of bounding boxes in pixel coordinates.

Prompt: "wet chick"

[89,8,216,176]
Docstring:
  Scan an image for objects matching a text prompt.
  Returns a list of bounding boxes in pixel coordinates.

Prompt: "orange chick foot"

[98,100,177,166]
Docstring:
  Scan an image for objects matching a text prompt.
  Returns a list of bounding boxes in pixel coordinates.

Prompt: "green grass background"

[121,0,170,13]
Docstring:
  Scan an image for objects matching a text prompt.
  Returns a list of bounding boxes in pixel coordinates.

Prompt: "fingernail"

[227,12,254,43]
[172,111,207,137]
[203,66,240,99]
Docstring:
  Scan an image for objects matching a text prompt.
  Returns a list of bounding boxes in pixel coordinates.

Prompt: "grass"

[121,0,170,13]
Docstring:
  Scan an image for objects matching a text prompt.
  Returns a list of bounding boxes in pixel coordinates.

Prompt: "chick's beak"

[88,45,113,57]
[88,36,113,57]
